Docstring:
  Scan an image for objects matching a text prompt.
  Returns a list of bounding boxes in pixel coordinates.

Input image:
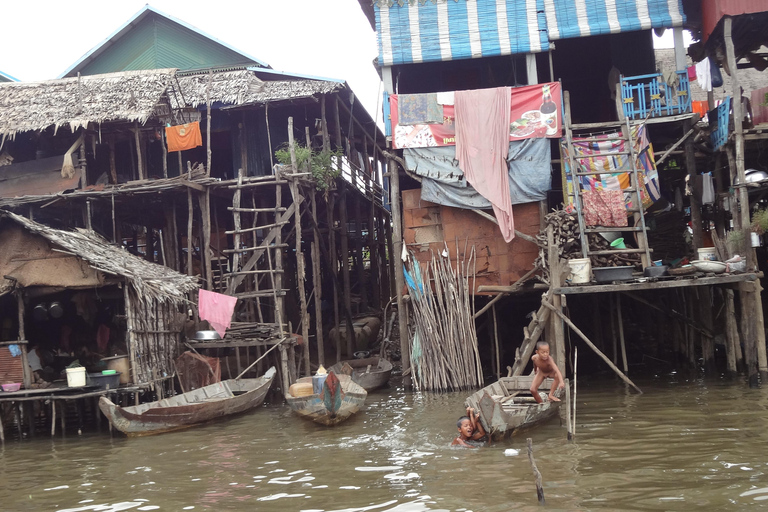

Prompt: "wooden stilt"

[610,295,618,365]
[51,400,56,437]
[388,156,411,386]
[547,226,566,369]
[617,293,628,373]
[754,281,768,383]
[134,124,144,181]
[339,184,355,357]
[353,194,367,310]
[724,288,739,374]
[739,282,760,387]
[311,192,325,366]
[492,304,501,380]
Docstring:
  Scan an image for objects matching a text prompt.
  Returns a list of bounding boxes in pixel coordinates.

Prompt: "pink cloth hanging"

[198,289,238,339]
[454,87,514,242]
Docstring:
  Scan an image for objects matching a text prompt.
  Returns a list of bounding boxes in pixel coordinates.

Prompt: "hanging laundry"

[701,173,715,205]
[398,93,444,125]
[695,58,711,92]
[687,66,697,81]
[581,190,628,227]
[165,121,203,152]
[454,87,514,242]
[198,289,238,339]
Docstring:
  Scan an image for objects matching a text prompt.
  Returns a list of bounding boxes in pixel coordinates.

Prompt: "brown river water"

[2,374,768,511]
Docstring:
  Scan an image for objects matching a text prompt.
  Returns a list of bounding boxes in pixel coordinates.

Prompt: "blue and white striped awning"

[374,0,685,67]
[376,0,549,66]
[544,0,685,41]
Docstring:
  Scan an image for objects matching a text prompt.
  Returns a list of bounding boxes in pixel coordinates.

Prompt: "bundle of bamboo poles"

[403,246,483,392]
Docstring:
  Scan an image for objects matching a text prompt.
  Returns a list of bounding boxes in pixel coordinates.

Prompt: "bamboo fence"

[404,245,483,391]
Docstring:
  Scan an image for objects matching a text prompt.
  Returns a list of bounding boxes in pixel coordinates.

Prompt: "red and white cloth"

[198,289,237,339]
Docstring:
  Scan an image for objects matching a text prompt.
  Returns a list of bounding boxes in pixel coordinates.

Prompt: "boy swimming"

[452,407,487,447]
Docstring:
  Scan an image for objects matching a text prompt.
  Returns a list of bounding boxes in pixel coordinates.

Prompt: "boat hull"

[465,376,565,440]
[285,371,367,426]
[329,356,393,391]
[99,368,276,436]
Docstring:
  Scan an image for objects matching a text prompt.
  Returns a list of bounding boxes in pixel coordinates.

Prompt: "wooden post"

[617,293,628,373]
[108,135,117,184]
[700,287,715,371]
[547,226,566,369]
[527,438,546,505]
[492,304,501,380]
[186,186,194,277]
[739,283,759,387]
[124,286,139,386]
[754,281,768,382]
[161,130,168,178]
[683,117,703,250]
[311,192,325,366]
[198,187,213,290]
[274,168,284,329]
[17,292,31,389]
[339,184,355,357]
[134,124,144,181]
[724,288,740,374]
[610,295,618,364]
[233,168,244,277]
[725,16,752,269]
[389,158,411,387]
[354,194,368,310]
[287,117,310,377]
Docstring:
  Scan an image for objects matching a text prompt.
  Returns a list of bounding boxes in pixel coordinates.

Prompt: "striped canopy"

[374,0,685,66]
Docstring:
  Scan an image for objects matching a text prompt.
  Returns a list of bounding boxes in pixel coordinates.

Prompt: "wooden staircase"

[509,291,553,376]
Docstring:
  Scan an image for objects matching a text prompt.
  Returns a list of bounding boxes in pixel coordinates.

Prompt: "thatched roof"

[177,70,342,107]
[1,210,197,302]
[0,69,176,138]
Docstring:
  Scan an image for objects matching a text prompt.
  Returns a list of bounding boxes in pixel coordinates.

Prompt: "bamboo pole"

[542,300,643,393]
[206,70,212,175]
[134,124,144,180]
[572,347,577,438]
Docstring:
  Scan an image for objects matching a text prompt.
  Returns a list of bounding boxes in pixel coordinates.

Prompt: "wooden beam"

[541,300,643,394]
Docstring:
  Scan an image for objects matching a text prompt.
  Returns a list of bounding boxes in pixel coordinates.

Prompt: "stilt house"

[358,0,768,391]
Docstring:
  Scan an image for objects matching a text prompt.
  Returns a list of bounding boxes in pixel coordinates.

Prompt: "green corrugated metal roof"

[63,7,268,77]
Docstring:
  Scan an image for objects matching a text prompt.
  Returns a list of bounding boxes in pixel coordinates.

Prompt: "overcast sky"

[0,0,382,121]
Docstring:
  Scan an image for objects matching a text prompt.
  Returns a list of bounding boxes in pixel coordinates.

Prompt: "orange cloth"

[165,122,202,152]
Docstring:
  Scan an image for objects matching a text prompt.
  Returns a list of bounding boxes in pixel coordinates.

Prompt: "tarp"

[412,138,552,208]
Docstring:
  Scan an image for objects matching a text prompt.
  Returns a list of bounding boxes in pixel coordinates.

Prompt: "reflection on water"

[2,376,768,511]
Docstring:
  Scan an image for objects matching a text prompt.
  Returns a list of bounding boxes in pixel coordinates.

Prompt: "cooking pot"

[194,330,221,340]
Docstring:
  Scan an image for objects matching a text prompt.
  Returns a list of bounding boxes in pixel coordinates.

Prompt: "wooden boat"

[285,370,367,426]
[328,356,393,391]
[99,367,276,436]
[465,375,567,440]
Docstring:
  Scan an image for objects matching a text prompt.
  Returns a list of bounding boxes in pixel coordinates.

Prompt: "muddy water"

[2,375,768,511]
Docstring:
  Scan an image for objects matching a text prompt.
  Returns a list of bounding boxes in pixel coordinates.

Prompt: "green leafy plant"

[275,142,343,193]
[751,207,768,235]
[725,228,748,258]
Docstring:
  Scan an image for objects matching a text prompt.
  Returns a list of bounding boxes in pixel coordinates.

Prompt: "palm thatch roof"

[0,69,176,138]
[177,70,342,108]
[1,210,197,302]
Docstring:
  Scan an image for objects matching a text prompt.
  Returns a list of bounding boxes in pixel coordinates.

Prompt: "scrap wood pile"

[222,322,282,341]
[403,246,483,392]
[535,209,641,282]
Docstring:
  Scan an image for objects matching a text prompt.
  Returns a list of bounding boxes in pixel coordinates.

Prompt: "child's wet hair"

[536,341,549,350]
[457,416,470,428]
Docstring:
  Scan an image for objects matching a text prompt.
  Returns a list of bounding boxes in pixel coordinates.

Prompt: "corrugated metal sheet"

[374,0,685,66]
[0,156,82,199]
[77,12,260,76]
[702,0,767,42]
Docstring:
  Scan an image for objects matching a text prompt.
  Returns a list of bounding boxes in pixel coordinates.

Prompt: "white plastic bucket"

[66,367,86,387]
[569,258,592,284]
[697,247,717,261]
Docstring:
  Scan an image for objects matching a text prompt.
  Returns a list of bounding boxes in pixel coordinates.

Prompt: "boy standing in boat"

[530,341,565,403]
[452,407,487,447]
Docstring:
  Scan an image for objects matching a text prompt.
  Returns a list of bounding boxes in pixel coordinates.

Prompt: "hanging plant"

[751,207,768,236]
[275,143,343,194]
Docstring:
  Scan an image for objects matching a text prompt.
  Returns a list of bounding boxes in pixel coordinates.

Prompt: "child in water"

[530,341,565,403]
[452,407,487,447]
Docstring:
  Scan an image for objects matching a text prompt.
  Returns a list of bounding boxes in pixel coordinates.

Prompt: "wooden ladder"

[563,93,652,269]
[509,291,554,376]
[224,168,292,326]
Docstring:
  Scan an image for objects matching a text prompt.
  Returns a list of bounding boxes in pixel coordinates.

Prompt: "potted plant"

[750,206,768,247]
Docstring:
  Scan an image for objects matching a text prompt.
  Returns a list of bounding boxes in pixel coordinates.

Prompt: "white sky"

[0,0,382,121]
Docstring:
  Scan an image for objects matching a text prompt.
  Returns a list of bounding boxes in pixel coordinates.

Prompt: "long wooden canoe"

[465,375,566,440]
[99,367,276,436]
[285,371,367,426]
[328,356,393,391]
